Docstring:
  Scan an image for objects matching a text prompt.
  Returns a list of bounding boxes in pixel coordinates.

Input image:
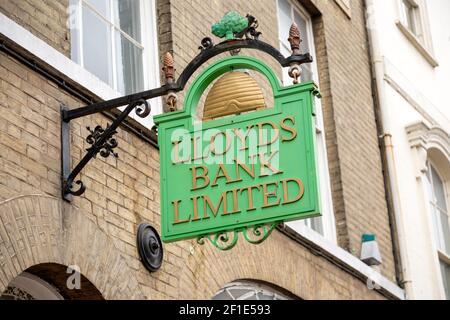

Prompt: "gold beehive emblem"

[203,71,265,120]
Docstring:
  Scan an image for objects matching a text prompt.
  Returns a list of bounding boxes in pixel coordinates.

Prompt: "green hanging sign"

[154,56,320,249]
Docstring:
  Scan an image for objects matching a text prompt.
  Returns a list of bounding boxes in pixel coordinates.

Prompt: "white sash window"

[277,0,336,243]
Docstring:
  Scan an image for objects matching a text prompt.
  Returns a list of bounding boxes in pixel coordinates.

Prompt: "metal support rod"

[61,105,73,202]
[62,85,172,122]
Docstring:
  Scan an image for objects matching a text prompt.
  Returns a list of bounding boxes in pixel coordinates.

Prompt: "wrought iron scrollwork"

[66,179,86,196]
[198,37,214,51]
[197,222,280,251]
[86,125,118,158]
[236,14,261,40]
[134,99,151,118]
[62,99,152,200]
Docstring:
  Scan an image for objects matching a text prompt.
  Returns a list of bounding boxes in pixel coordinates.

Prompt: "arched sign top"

[154,55,318,128]
[184,56,282,118]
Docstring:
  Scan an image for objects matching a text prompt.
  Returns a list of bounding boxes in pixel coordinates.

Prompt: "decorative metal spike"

[288,22,301,55]
[162,51,175,84]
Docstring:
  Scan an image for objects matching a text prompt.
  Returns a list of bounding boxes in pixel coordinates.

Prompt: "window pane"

[429,164,450,255]
[294,11,309,53]
[115,31,144,95]
[440,260,450,300]
[69,0,81,64]
[402,0,417,35]
[431,166,448,212]
[280,44,291,85]
[309,216,324,234]
[277,0,291,44]
[278,0,324,237]
[85,0,111,20]
[294,11,313,81]
[82,5,113,86]
[431,206,443,249]
[438,209,450,254]
[425,165,434,200]
[301,64,313,82]
[113,0,141,42]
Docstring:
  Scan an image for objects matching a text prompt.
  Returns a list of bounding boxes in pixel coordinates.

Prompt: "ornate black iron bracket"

[61,99,151,201]
[60,13,312,202]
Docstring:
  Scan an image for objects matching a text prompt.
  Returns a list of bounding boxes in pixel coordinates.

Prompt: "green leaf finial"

[212,12,248,40]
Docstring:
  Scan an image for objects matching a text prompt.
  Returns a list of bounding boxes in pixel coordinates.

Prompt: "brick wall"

[0,0,398,299]
[308,0,395,279]
[0,0,70,56]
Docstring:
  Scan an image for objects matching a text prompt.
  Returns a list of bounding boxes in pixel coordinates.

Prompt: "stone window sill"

[395,20,439,68]
[334,0,352,18]
[438,250,450,265]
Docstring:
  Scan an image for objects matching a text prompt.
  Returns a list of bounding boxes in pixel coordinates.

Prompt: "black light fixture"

[137,223,163,272]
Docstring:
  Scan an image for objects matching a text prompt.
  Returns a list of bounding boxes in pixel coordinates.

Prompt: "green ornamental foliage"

[211,11,248,40]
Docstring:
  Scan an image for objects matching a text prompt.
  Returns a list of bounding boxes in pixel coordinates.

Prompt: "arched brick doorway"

[0,195,144,299]
[1,263,104,300]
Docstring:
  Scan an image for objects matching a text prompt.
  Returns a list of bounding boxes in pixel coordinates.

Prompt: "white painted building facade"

[365,0,450,299]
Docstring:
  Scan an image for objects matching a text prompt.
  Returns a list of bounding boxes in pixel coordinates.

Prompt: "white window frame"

[69,0,162,125]
[395,0,438,67]
[427,162,450,255]
[276,0,337,244]
[399,0,423,39]
[426,161,450,299]
[407,122,450,299]
[438,251,450,299]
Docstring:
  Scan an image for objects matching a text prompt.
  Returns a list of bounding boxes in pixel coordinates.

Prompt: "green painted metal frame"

[155,56,321,249]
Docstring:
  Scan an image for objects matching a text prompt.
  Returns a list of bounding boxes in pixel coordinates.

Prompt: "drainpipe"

[364,0,413,299]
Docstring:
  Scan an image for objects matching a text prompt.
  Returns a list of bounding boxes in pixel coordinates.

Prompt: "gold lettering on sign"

[169,116,308,227]
[172,200,190,224]
[233,127,253,151]
[191,195,201,221]
[192,135,203,161]
[280,116,297,142]
[259,150,283,176]
[212,164,233,186]
[240,185,261,211]
[233,159,255,181]
[262,181,280,208]
[172,140,189,164]
[190,165,210,190]
[210,131,231,155]
[230,188,241,214]
[282,178,305,204]
[203,192,228,218]
[257,122,279,147]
